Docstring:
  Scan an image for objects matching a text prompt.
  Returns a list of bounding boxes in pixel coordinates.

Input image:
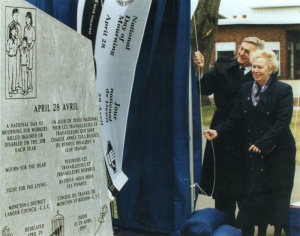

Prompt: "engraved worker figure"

[7,8,22,91]
[6,24,20,97]
[2,226,13,236]
[24,11,35,94]
[20,36,29,95]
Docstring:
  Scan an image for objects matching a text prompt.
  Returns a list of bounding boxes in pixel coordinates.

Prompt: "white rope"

[191,183,210,196]
[193,16,199,52]
[191,13,216,199]
[190,140,216,197]
[209,140,216,196]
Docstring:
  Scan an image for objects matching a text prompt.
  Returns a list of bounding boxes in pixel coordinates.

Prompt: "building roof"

[218,19,300,25]
[219,0,300,25]
[248,1,300,9]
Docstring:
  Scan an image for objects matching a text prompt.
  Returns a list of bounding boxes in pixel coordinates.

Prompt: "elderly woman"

[203,49,296,236]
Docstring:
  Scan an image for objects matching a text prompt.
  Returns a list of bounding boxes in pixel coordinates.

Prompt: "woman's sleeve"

[254,85,294,154]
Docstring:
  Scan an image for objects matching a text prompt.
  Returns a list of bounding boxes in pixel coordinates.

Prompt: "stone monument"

[0,0,113,235]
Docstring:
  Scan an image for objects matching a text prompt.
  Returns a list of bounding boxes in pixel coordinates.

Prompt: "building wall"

[212,24,300,79]
[248,6,300,21]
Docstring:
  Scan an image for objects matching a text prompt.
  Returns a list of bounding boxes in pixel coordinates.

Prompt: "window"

[264,42,280,75]
[215,42,235,59]
[296,43,300,79]
[287,42,294,78]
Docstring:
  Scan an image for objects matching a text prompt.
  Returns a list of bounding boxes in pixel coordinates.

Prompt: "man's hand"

[203,129,218,140]
[194,51,204,69]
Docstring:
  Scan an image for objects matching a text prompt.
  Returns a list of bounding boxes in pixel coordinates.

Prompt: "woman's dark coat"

[216,75,296,227]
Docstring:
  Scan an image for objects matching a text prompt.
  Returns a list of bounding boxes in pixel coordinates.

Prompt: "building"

[212,1,300,79]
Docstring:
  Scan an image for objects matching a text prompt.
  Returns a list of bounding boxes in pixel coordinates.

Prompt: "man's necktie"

[239,67,245,78]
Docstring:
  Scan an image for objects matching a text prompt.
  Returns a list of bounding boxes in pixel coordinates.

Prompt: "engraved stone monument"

[0,0,113,235]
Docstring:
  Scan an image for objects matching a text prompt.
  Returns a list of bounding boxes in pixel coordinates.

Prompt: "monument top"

[1,0,113,235]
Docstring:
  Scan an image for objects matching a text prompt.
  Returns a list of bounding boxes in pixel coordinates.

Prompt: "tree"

[191,0,221,106]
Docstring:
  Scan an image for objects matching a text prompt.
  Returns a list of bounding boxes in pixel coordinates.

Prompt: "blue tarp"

[26,0,78,30]
[26,0,202,234]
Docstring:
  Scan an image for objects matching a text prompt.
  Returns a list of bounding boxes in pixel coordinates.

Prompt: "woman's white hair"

[250,49,279,72]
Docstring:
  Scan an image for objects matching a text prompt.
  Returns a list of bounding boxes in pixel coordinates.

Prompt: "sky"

[218,0,249,17]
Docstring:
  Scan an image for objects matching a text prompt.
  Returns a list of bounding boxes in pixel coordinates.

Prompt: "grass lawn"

[201,105,300,165]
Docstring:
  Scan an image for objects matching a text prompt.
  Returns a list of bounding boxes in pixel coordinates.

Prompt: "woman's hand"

[249,144,261,153]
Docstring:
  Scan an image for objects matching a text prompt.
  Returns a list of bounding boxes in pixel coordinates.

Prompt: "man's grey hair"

[242,37,264,50]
